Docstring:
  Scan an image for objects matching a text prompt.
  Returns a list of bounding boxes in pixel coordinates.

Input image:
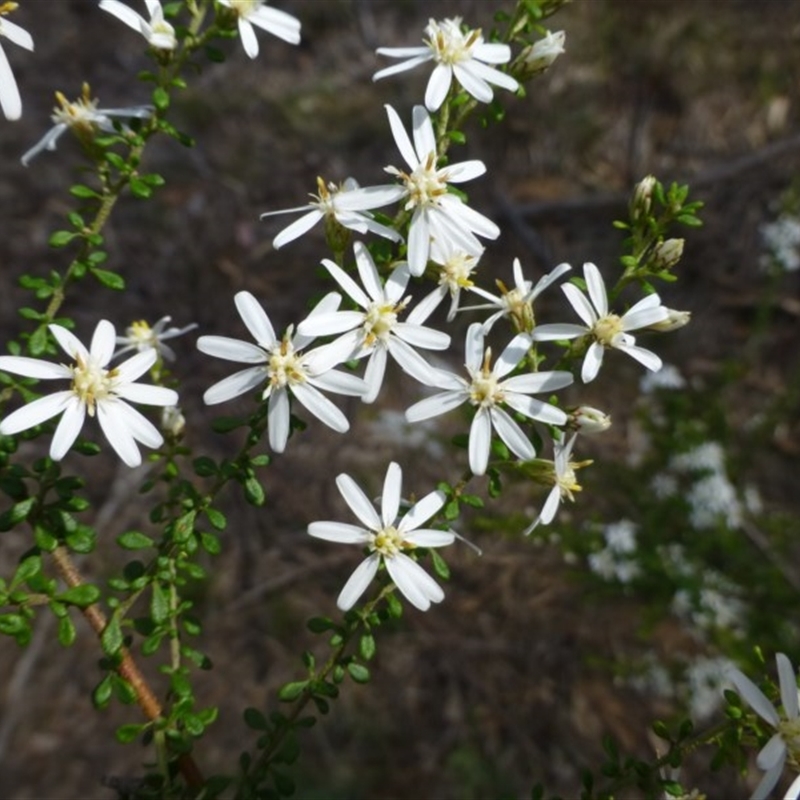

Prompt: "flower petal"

[362,346,387,404]
[271,208,323,249]
[405,390,465,423]
[0,356,71,380]
[203,366,265,405]
[728,668,780,726]
[291,382,349,433]
[581,342,605,383]
[374,53,433,82]
[503,392,567,426]
[583,262,608,317]
[337,554,380,611]
[469,408,492,476]
[381,461,402,527]
[495,332,532,378]
[424,63,453,111]
[386,552,443,611]
[235,291,276,348]
[411,105,436,162]
[336,472,381,530]
[490,406,535,460]
[267,387,290,452]
[116,383,178,407]
[777,653,799,720]
[197,335,267,364]
[398,489,445,533]
[0,390,73,435]
[385,104,418,171]
[0,44,21,121]
[49,397,86,460]
[308,521,370,544]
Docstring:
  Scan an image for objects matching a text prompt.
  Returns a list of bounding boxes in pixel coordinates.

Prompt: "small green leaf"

[204,507,226,531]
[0,497,34,531]
[193,456,217,477]
[101,614,123,656]
[92,675,113,708]
[58,615,77,646]
[0,613,28,636]
[69,184,100,199]
[117,531,154,550]
[48,230,75,248]
[200,531,221,555]
[172,510,196,543]
[116,723,144,743]
[150,582,169,624]
[59,584,101,607]
[244,476,265,506]
[278,681,308,701]
[128,177,152,198]
[90,268,125,290]
[307,616,335,634]
[65,525,96,553]
[244,706,269,731]
[347,663,370,684]
[359,633,376,661]
[152,86,170,111]
[12,554,42,586]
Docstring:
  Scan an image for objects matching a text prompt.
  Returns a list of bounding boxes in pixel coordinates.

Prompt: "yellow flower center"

[496,278,534,333]
[227,0,259,18]
[267,336,306,389]
[426,19,481,66]
[51,85,100,133]
[71,355,116,416]
[439,252,477,292]
[404,153,447,209]
[363,300,406,346]
[371,525,411,558]
[468,349,503,408]
[592,313,624,346]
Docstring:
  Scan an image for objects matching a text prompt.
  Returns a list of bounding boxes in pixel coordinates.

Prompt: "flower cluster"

[0,6,688,624]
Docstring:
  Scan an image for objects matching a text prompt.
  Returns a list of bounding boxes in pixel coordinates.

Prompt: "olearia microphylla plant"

[5,1,787,798]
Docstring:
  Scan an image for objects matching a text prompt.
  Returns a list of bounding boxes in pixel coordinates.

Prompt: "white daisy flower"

[461,257,571,333]
[532,261,670,383]
[308,461,456,611]
[373,17,519,112]
[383,104,499,277]
[296,241,450,403]
[260,177,402,250]
[523,433,584,533]
[98,0,177,50]
[0,3,34,121]
[727,653,800,800]
[0,320,178,467]
[408,237,483,324]
[218,0,300,57]
[114,316,197,361]
[406,322,572,476]
[21,85,153,166]
[197,291,366,453]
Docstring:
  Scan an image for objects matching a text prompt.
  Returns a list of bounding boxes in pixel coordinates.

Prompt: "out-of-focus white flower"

[114,316,197,361]
[296,241,450,403]
[760,215,800,273]
[727,653,800,800]
[99,0,177,50]
[0,321,178,466]
[0,3,33,121]
[382,104,499,276]
[218,0,300,57]
[22,84,152,166]
[260,177,401,249]
[461,257,571,334]
[533,262,670,383]
[524,433,587,533]
[520,29,565,74]
[405,322,571,476]
[308,461,456,611]
[409,237,483,323]
[685,656,736,721]
[197,291,366,452]
[687,472,743,530]
[670,442,726,473]
[373,17,518,112]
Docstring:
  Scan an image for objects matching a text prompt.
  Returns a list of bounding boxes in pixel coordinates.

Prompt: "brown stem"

[51,546,205,790]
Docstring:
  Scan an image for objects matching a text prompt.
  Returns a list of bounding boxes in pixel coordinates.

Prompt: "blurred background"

[1,0,800,797]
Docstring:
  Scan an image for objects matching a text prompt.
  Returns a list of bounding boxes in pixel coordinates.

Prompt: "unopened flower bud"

[569,406,611,435]
[161,405,186,439]
[631,175,656,219]
[519,30,565,76]
[648,308,691,332]
[653,238,684,270]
